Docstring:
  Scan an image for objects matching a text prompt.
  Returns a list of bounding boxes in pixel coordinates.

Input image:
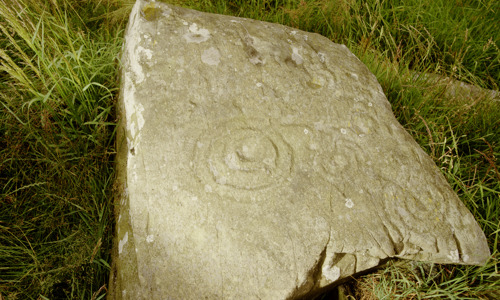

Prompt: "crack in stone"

[382,223,404,256]
[289,234,330,299]
[452,232,463,262]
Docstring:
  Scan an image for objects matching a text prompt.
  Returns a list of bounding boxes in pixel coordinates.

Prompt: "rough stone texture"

[109,1,490,299]
[412,72,499,103]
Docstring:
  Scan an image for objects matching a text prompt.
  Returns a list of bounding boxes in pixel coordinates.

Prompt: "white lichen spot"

[290,30,297,35]
[217,176,227,185]
[137,46,152,60]
[182,21,188,25]
[448,250,460,262]
[318,52,326,63]
[291,46,303,65]
[204,184,213,193]
[146,235,154,243]
[304,128,309,134]
[340,128,347,134]
[197,141,204,148]
[314,121,326,131]
[263,157,274,166]
[183,23,210,43]
[351,73,359,80]
[127,50,144,84]
[368,102,373,107]
[118,232,128,254]
[189,23,198,31]
[225,152,239,170]
[256,82,263,87]
[345,198,354,208]
[136,103,145,128]
[322,265,341,283]
[242,145,249,154]
[249,56,264,65]
[303,35,308,41]
[201,47,221,66]
[125,90,145,152]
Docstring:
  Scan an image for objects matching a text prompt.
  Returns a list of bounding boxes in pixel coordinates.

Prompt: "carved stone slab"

[109,1,490,299]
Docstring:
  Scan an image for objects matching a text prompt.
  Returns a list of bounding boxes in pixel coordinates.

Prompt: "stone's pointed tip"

[110,1,490,299]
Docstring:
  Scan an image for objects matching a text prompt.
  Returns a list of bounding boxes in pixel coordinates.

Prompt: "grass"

[0,0,123,298]
[0,0,498,299]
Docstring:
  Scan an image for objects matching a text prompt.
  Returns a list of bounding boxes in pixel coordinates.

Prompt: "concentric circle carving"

[193,118,293,192]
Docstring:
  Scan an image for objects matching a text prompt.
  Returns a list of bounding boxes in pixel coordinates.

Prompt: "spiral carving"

[193,118,293,193]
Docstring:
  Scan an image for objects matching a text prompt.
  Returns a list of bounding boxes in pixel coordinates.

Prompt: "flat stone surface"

[109,1,490,299]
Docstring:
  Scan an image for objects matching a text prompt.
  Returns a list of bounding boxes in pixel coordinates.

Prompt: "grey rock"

[412,72,499,102]
[109,1,490,299]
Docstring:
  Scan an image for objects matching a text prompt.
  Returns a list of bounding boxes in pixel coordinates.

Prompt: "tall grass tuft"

[0,0,123,298]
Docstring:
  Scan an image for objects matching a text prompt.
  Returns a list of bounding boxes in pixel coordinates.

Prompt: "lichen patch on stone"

[291,46,303,65]
[137,46,152,61]
[118,232,128,254]
[183,23,210,43]
[201,47,221,66]
[345,198,354,208]
[146,235,154,243]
